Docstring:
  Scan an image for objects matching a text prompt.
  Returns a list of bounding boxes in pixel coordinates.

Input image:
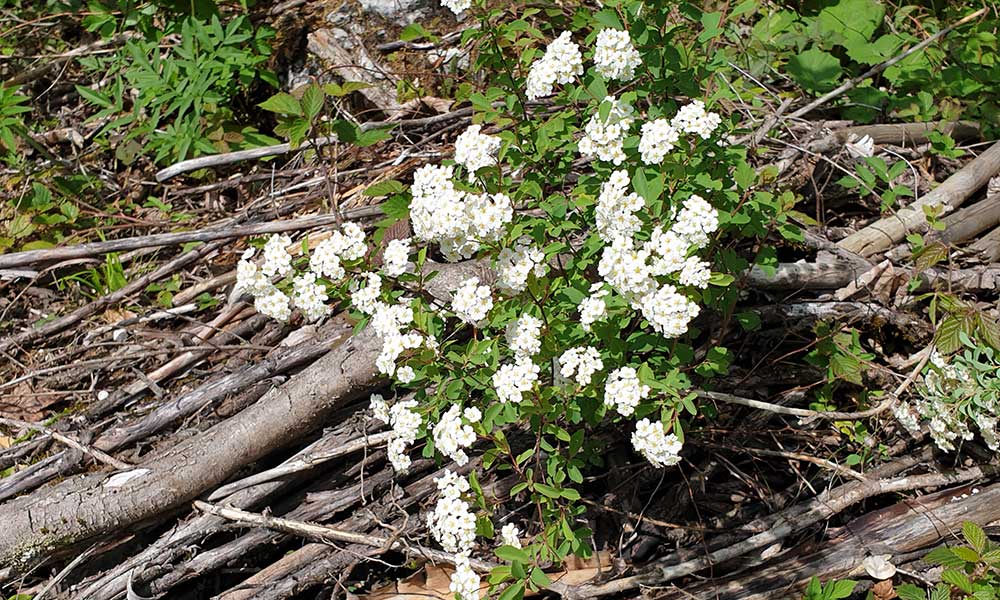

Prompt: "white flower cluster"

[291,272,331,322]
[450,554,480,600]
[309,223,366,280]
[492,357,539,403]
[894,351,999,452]
[382,238,412,277]
[505,314,542,357]
[525,31,583,100]
[559,346,604,386]
[454,125,501,180]
[638,283,702,338]
[638,119,679,165]
[352,272,382,315]
[579,284,609,331]
[261,234,294,278]
[639,100,722,165]
[427,470,477,553]
[593,28,641,81]
[499,523,522,548]
[578,95,635,165]
[672,194,720,249]
[631,418,682,467]
[497,238,547,295]
[595,169,644,241]
[253,286,292,322]
[678,257,711,289]
[604,366,650,416]
[441,0,470,15]
[370,298,427,378]
[671,100,722,139]
[451,277,494,327]
[433,405,481,466]
[409,164,513,261]
[372,394,422,472]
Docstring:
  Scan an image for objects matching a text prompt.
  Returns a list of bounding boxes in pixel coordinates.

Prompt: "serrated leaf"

[941,568,973,593]
[936,316,963,354]
[978,315,1000,351]
[301,84,324,121]
[914,241,948,273]
[363,179,406,197]
[925,546,966,568]
[895,583,926,600]
[355,127,392,147]
[963,521,987,553]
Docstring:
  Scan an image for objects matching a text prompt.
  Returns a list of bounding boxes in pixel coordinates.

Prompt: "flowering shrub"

[894,342,1000,452]
[233,0,801,596]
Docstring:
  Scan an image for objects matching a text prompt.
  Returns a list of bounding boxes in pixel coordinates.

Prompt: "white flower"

[396,365,415,383]
[499,523,522,548]
[525,31,583,100]
[351,272,383,315]
[845,133,875,159]
[441,0,471,15]
[595,169,644,241]
[310,238,345,280]
[671,100,722,139]
[672,194,719,249]
[632,418,682,467]
[235,249,271,297]
[291,272,331,321]
[598,236,657,301]
[497,238,547,295]
[578,96,635,165]
[604,366,650,416]
[638,284,700,338]
[639,118,679,165]
[644,226,687,276]
[450,553,480,600]
[433,405,477,466]
[371,393,390,424]
[454,125,501,180]
[328,222,367,261]
[261,234,293,278]
[409,164,512,262]
[559,346,604,386]
[254,286,291,321]
[452,277,493,326]
[678,257,711,289]
[427,470,477,553]
[386,399,421,472]
[492,357,539,403]
[593,29,641,81]
[579,284,610,331]
[505,314,543,357]
[382,238,411,277]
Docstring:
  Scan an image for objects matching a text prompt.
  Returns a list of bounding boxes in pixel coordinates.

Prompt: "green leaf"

[355,127,393,147]
[936,316,963,354]
[829,579,857,599]
[925,546,966,568]
[399,22,435,42]
[941,568,973,594]
[895,583,927,600]
[962,521,987,553]
[363,180,406,197]
[75,85,114,109]
[498,580,525,600]
[495,545,531,563]
[533,483,561,498]
[259,92,302,115]
[529,567,551,588]
[787,48,843,93]
[301,84,324,121]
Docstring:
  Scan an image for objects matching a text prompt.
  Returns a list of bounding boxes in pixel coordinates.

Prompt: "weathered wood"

[838,141,1000,257]
[887,189,1000,261]
[656,482,1000,600]
[0,206,384,270]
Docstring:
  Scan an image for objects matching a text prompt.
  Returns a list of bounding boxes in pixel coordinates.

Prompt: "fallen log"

[838,140,1000,257]
[886,184,1000,261]
[0,259,485,575]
